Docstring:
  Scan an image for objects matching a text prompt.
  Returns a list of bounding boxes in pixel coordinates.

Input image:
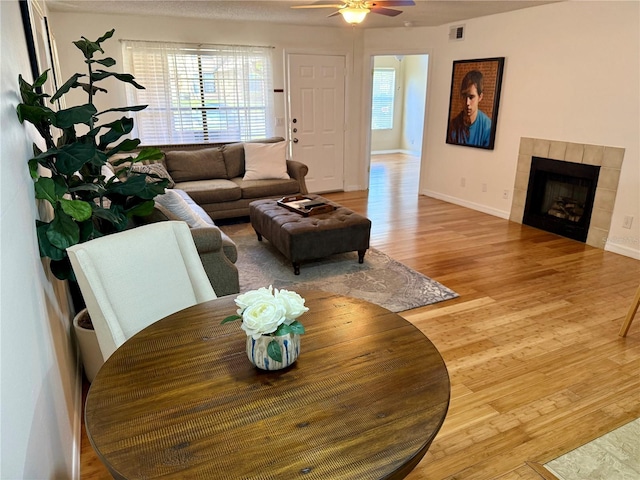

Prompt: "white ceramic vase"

[72,308,104,382]
[246,333,300,370]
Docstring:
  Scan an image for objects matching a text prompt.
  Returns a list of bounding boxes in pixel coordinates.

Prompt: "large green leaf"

[98,117,134,149]
[93,57,116,67]
[50,258,74,281]
[127,199,156,218]
[97,105,147,116]
[73,36,105,60]
[36,220,66,261]
[16,104,56,125]
[91,70,144,89]
[54,104,98,128]
[107,139,140,156]
[134,147,164,163]
[46,209,80,250]
[60,198,93,222]
[51,73,85,103]
[34,177,66,205]
[55,143,98,175]
[108,175,167,199]
[96,29,115,44]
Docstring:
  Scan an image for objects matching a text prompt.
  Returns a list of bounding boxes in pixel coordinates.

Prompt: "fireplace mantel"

[510,138,625,249]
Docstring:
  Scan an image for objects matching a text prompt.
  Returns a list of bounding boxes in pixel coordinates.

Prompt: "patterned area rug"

[221,222,458,313]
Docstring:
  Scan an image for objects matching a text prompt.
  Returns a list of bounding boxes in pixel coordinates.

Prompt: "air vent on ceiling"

[449,25,465,41]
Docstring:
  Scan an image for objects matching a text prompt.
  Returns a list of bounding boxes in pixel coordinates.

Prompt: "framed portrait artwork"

[446,57,505,150]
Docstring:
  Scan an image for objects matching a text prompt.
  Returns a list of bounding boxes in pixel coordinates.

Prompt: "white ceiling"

[47,0,560,29]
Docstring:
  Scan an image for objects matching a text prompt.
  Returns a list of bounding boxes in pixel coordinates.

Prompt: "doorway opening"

[368,54,429,196]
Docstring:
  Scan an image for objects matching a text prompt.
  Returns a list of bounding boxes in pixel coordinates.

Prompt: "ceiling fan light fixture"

[340,7,369,24]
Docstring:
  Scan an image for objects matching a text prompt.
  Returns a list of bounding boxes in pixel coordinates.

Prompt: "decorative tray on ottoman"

[277,195,336,217]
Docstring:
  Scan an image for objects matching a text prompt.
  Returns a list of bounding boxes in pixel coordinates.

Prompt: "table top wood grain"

[85,290,450,479]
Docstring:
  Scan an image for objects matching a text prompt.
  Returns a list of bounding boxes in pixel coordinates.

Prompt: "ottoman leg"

[293,262,300,275]
[254,230,263,241]
[358,249,367,264]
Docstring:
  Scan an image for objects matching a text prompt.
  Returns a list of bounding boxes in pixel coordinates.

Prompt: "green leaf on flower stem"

[274,321,305,336]
[267,340,283,362]
[221,314,241,325]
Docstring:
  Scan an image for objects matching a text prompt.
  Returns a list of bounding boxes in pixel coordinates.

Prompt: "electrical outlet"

[482,183,487,192]
[460,177,466,187]
[623,215,633,229]
[502,190,509,200]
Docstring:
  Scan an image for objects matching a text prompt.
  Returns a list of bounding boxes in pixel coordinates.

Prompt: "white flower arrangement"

[222,286,308,362]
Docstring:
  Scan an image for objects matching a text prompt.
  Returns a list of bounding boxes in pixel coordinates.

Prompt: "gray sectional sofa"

[142,137,309,220]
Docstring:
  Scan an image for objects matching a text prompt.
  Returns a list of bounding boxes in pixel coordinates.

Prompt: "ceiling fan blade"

[291,1,345,9]
[372,0,415,6]
[371,6,403,16]
[327,10,341,17]
[291,4,344,9]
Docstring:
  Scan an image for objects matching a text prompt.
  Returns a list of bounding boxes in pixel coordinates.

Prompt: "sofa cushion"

[243,142,290,181]
[221,142,245,179]
[165,148,227,182]
[232,177,301,199]
[175,179,242,204]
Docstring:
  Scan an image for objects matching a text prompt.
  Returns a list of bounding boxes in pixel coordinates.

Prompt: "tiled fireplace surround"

[509,137,625,249]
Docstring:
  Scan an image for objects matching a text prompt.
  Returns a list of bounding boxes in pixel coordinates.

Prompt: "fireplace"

[523,157,600,242]
[510,137,625,250]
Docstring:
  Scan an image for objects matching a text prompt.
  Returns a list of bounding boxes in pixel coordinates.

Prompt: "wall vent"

[449,25,465,41]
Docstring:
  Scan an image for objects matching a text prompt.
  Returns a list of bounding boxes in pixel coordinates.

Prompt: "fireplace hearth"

[523,157,599,242]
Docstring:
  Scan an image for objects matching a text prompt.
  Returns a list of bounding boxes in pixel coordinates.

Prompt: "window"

[371,68,396,130]
[122,41,274,144]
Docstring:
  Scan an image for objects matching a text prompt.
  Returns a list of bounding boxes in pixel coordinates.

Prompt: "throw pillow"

[130,163,176,188]
[243,142,290,181]
[154,189,208,228]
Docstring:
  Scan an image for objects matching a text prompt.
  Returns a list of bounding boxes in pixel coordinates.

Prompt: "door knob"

[293,138,299,143]
[293,128,298,133]
[292,118,297,123]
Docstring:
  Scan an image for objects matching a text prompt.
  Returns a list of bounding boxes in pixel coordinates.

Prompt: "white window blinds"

[371,68,396,130]
[122,40,274,144]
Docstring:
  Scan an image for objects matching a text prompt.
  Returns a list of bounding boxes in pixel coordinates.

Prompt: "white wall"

[400,54,428,155]
[1,1,79,478]
[365,1,640,259]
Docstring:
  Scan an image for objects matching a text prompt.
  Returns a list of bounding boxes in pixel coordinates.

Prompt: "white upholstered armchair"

[67,221,217,362]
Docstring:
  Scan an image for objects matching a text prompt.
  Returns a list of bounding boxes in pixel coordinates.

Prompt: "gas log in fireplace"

[522,157,600,242]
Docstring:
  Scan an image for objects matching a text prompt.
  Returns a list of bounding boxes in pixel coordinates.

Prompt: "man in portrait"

[448,70,491,147]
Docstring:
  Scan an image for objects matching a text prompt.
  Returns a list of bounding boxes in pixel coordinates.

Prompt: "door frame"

[361,47,433,192]
[284,48,351,190]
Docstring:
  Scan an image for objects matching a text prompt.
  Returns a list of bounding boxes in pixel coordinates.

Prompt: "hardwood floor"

[79,153,640,479]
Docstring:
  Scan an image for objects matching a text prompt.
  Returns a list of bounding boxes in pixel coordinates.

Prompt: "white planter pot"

[72,308,104,382]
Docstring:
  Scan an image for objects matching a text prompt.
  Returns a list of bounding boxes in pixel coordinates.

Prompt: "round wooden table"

[85,290,450,479]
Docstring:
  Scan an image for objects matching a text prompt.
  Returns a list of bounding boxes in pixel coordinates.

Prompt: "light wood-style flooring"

[80,153,640,479]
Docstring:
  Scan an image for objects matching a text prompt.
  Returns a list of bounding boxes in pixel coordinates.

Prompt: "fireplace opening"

[523,157,600,242]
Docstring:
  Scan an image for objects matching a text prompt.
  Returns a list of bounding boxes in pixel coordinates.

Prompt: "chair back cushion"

[67,222,216,361]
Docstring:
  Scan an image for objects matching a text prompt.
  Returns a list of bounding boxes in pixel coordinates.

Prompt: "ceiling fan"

[291,0,416,25]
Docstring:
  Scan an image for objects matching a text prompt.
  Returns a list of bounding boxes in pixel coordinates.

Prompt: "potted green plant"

[17,28,167,282]
[17,29,167,380]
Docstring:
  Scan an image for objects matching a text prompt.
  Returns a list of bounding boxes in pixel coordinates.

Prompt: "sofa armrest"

[190,225,223,253]
[287,160,309,194]
[190,226,240,296]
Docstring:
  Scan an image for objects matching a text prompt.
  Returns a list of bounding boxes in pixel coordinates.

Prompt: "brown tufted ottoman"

[249,196,371,275]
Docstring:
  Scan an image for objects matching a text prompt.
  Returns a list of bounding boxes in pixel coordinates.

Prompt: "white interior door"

[287,54,345,193]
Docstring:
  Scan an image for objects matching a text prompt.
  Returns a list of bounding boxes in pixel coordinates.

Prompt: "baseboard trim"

[72,342,83,480]
[605,241,640,260]
[421,189,511,220]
